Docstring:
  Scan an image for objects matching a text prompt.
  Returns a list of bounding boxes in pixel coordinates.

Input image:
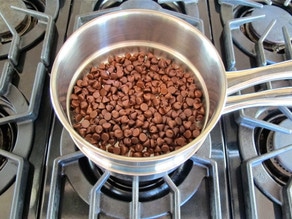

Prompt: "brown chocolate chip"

[135,144,144,152]
[152,112,162,124]
[90,111,98,118]
[113,147,121,155]
[102,122,111,129]
[81,120,90,128]
[161,144,170,153]
[165,129,174,138]
[101,133,109,142]
[139,133,148,142]
[140,103,148,111]
[193,129,201,138]
[114,129,123,139]
[176,137,186,146]
[132,128,140,137]
[173,102,182,110]
[120,145,129,155]
[103,112,112,121]
[184,130,192,139]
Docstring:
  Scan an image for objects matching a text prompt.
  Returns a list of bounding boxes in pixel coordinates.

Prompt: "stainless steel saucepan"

[50,9,292,179]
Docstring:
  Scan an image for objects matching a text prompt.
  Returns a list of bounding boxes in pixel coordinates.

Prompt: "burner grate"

[282,177,292,219]
[0,149,29,219]
[0,6,55,123]
[74,0,204,33]
[0,1,57,58]
[0,2,58,218]
[220,0,292,69]
[241,144,292,218]
[46,151,222,219]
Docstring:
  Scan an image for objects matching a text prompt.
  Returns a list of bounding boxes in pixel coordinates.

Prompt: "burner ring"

[0,85,33,194]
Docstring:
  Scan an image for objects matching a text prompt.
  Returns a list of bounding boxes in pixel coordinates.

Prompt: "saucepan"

[50,9,292,179]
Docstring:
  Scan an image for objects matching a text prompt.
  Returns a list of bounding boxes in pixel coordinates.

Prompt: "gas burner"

[94,0,186,13]
[221,1,292,64]
[0,108,16,170]
[0,0,49,57]
[236,4,291,56]
[0,0,40,44]
[273,119,292,173]
[239,107,292,204]
[250,5,292,46]
[60,128,212,218]
[0,0,28,43]
[0,85,33,195]
[257,114,292,185]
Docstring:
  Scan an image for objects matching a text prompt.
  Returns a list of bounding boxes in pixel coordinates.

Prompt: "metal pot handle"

[223,60,292,114]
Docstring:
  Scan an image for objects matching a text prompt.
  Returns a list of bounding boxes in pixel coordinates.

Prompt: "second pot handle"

[224,87,292,114]
[226,60,292,95]
[223,60,292,114]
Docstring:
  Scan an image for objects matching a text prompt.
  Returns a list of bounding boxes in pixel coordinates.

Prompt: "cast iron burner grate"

[0,88,33,195]
[84,158,193,202]
[220,0,292,69]
[237,106,292,218]
[234,4,292,52]
[0,0,45,45]
[74,0,203,33]
[0,0,56,61]
[94,0,187,13]
[219,2,292,218]
[0,0,57,217]
[47,128,222,218]
[0,149,29,218]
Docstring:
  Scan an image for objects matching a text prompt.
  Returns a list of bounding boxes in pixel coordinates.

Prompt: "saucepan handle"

[223,60,292,114]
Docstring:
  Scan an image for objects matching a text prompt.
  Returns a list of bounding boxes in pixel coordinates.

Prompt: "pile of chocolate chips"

[70,52,205,157]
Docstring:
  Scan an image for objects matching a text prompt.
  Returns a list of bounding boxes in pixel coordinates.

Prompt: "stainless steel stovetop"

[0,0,291,219]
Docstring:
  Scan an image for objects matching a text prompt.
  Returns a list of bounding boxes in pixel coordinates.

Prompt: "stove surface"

[0,1,291,219]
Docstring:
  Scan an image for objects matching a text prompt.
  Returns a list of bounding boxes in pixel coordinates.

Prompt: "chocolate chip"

[113,147,121,155]
[81,119,90,128]
[139,133,148,142]
[103,112,112,121]
[140,103,148,111]
[114,129,123,139]
[102,122,111,129]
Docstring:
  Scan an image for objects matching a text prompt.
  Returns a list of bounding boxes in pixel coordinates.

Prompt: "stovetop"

[0,0,291,219]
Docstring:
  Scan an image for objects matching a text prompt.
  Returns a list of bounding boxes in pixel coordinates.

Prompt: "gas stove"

[0,0,291,219]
